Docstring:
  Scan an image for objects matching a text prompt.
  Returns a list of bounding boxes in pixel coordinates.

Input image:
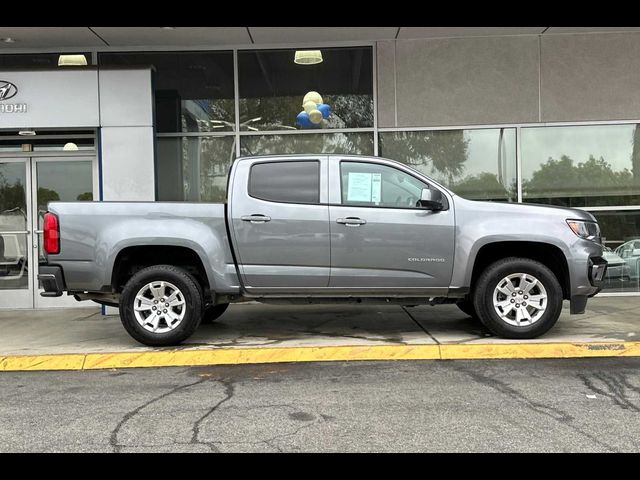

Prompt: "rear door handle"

[241,214,271,224]
[336,217,367,227]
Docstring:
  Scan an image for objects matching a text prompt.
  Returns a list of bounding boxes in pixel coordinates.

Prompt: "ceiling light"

[1,37,15,43]
[18,129,36,136]
[63,142,79,151]
[162,27,176,30]
[294,50,323,65]
[58,54,88,67]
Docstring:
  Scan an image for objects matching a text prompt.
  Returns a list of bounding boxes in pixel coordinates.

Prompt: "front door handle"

[241,214,271,224]
[336,217,367,227]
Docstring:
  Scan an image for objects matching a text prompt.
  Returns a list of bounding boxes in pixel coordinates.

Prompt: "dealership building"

[0,26,639,310]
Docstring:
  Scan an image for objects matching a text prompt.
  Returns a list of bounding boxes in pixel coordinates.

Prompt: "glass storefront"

[99,48,639,295]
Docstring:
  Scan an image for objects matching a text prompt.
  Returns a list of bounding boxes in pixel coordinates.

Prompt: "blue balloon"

[317,103,331,119]
[296,111,312,128]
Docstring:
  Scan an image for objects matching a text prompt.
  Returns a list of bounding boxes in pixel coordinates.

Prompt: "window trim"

[248,159,322,206]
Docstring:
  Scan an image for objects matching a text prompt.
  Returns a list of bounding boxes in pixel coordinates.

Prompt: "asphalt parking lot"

[1,357,640,452]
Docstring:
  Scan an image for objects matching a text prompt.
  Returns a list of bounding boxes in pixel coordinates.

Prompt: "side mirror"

[418,188,444,211]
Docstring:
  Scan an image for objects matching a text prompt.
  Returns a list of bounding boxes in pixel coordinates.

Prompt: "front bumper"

[38,265,66,297]
[588,256,607,287]
[570,255,607,314]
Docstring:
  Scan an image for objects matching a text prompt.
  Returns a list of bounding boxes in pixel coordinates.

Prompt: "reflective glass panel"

[592,210,640,293]
[522,124,640,207]
[238,47,373,131]
[379,129,517,201]
[156,136,236,202]
[36,161,93,264]
[99,52,235,133]
[240,132,374,156]
[0,162,28,289]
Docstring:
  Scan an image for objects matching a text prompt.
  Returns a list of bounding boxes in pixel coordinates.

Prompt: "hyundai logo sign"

[0,81,18,101]
[0,80,27,113]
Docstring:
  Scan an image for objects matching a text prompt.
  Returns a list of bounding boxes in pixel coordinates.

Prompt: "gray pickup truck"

[39,154,607,346]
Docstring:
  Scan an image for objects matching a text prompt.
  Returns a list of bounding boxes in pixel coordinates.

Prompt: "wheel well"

[111,246,210,294]
[470,242,570,300]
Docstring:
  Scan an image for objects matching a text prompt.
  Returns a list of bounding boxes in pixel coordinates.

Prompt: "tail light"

[43,212,60,254]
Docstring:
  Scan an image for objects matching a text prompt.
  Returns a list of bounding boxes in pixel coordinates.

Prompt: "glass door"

[31,157,97,308]
[0,159,34,309]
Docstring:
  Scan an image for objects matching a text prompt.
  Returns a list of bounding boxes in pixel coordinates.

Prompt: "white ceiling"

[1,27,640,50]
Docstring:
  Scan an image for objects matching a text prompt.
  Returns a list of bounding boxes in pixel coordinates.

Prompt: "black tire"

[456,298,478,318]
[473,257,563,339]
[119,265,203,346]
[201,303,229,324]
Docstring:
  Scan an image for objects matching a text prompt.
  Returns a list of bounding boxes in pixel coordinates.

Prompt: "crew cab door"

[228,157,330,292]
[328,157,455,293]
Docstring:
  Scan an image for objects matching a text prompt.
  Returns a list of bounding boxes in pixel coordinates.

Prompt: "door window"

[0,162,28,290]
[340,162,427,209]
[249,161,320,204]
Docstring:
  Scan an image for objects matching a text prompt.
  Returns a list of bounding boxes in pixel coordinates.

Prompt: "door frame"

[0,147,98,309]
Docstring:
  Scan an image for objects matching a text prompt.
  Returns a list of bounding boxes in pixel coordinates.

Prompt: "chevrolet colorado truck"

[38,155,607,346]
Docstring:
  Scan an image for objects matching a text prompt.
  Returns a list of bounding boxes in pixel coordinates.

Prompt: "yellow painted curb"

[1,341,640,372]
[82,344,441,370]
[0,353,86,371]
[440,342,640,359]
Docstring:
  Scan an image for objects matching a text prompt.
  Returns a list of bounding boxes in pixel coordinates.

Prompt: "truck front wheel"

[119,265,203,346]
[473,257,563,339]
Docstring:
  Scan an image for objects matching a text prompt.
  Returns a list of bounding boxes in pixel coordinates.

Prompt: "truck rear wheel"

[201,303,229,324]
[119,265,203,346]
[473,257,563,339]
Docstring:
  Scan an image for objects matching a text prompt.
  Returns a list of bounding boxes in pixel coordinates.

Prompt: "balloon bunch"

[296,91,331,129]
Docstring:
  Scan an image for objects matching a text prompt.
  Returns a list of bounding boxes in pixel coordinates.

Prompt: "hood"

[452,196,597,222]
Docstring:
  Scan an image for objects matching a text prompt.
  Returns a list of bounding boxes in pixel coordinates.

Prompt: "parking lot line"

[2,341,640,371]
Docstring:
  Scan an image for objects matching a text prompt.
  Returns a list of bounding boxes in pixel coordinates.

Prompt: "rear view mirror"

[418,188,444,211]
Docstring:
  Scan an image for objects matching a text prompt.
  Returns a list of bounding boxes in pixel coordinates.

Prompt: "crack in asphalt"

[109,378,207,453]
[454,365,620,452]
[189,379,235,452]
[578,373,640,413]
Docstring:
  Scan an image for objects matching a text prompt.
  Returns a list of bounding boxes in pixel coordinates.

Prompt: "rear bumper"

[38,265,66,297]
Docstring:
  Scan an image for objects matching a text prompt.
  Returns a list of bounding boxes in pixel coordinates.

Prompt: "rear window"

[249,161,320,204]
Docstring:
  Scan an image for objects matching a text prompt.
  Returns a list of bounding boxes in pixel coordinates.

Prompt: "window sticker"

[371,173,381,203]
[347,172,373,202]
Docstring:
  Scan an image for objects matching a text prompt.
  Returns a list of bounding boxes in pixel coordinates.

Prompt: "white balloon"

[309,109,323,124]
[303,101,317,114]
[303,91,323,105]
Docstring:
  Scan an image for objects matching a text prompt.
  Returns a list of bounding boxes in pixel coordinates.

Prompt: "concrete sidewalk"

[0,296,638,370]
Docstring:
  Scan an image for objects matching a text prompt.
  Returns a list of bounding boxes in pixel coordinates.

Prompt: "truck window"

[340,161,427,209]
[249,161,320,204]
